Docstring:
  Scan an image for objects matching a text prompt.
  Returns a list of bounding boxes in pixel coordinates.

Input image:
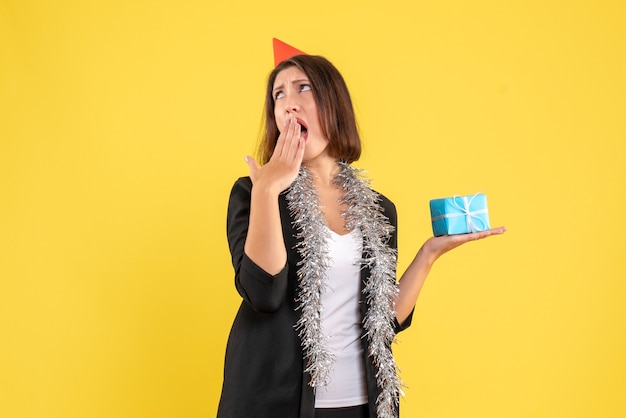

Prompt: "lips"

[296,118,308,140]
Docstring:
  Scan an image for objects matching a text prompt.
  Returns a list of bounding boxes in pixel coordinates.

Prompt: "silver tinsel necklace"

[286,161,402,418]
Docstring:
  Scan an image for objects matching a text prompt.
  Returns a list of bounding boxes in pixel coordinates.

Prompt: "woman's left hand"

[421,226,507,263]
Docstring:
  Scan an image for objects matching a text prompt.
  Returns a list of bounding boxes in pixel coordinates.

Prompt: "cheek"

[274,112,284,132]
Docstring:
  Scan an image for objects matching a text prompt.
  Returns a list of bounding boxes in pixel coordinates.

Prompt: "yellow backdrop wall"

[1,1,625,417]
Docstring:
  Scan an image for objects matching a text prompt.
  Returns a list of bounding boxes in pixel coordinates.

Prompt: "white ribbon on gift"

[431,193,489,233]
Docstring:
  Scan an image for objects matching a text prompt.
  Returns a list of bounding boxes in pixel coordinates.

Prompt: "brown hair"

[258,55,361,164]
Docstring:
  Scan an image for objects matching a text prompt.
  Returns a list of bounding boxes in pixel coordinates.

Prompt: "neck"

[302,158,341,186]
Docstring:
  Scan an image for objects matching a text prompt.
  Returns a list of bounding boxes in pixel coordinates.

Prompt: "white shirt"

[314,227,368,408]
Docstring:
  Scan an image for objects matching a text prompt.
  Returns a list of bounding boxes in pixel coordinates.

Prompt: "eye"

[299,84,312,92]
[274,91,285,100]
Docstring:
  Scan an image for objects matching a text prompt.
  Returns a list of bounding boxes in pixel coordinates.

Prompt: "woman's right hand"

[242,118,304,275]
[244,117,306,194]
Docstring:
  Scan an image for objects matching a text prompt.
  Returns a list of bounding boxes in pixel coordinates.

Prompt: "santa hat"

[272,38,306,67]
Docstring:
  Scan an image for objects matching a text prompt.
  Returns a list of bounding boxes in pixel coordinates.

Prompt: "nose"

[283,95,300,114]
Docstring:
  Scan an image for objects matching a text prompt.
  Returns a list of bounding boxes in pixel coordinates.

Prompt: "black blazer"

[217,177,412,418]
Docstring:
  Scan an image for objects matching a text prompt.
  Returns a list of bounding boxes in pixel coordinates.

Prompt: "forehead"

[273,66,308,89]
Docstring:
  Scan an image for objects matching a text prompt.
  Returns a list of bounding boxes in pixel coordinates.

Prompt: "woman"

[217,55,505,418]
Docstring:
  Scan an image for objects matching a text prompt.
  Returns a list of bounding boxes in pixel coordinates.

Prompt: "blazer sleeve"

[379,194,414,333]
[226,177,289,313]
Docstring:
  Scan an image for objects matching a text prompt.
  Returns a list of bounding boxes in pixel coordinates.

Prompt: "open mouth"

[296,119,308,140]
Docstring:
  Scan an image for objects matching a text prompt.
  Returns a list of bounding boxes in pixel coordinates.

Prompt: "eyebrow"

[272,78,310,94]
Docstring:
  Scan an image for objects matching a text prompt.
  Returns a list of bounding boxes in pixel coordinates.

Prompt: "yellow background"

[1,1,625,417]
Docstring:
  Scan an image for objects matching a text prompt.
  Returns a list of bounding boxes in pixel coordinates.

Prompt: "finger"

[244,156,260,182]
[293,130,306,165]
[283,120,302,161]
[466,232,488,241]
[467,226,507,241]
[272,118,293,160]
[273,118,300,162]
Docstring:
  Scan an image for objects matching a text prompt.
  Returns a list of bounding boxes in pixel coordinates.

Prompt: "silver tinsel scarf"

[286,162,402,418]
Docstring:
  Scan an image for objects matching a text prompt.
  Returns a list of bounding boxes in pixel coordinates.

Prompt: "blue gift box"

[430,194,490,236]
